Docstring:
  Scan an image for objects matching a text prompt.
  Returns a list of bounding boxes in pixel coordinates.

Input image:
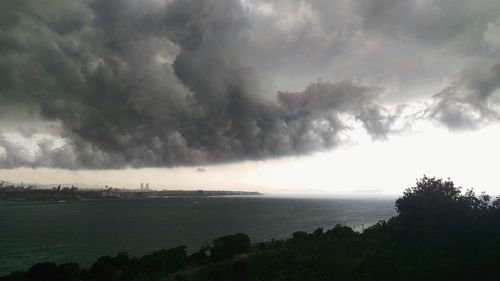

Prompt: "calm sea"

[0,196,396,275]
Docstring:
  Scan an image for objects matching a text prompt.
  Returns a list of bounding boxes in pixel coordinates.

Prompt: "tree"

[90,252,132,281]
[210,233,251,261]
[140,246,187,275]
[24,262,63,281]
[395,176,462,218]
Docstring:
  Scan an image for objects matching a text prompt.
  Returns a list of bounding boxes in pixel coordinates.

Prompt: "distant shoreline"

[0,195,265,206]
[0,187,262,202]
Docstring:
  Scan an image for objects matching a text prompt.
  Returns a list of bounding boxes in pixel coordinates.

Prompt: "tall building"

[140,183,144,190]
[145,183,150,190]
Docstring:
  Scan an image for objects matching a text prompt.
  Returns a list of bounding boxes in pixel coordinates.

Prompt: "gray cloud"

[484,17,500,53]
[427,59,500,130]
[1,0,500,169]
[0,132,78,169]
[356,0,500,52]
[0,0,395,169]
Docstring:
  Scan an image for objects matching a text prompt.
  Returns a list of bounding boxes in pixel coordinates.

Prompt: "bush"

[210,233,251,261]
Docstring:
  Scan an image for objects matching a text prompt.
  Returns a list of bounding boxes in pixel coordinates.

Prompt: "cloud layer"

[1,0,500,169]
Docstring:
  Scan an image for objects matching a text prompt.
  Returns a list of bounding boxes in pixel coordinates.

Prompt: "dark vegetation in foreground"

[3,176,500,281]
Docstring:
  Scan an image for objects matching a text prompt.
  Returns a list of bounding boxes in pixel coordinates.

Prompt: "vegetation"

[3,176,500,281]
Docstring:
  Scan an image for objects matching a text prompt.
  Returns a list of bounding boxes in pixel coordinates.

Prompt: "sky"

[1,0,500,195]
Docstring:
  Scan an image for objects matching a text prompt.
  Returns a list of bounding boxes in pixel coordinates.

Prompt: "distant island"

[0,182,261,202]
[2,176,500,281]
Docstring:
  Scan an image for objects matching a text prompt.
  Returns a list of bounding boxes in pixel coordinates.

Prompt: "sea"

[0,195,396,276]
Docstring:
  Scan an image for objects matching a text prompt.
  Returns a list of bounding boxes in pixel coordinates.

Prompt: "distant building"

[140,182,150,191]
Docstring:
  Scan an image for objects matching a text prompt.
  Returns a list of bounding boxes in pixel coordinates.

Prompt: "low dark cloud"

[1,0,499,169]
[0,0,394,169]
[427,60,500,130]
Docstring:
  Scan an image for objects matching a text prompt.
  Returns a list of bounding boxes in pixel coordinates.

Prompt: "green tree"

[396,176,460,214]
[210,233,251,261]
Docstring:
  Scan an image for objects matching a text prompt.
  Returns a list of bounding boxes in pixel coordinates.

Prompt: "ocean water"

[0,196,396,276]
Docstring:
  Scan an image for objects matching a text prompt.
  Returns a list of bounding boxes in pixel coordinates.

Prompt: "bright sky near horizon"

[1,0,500,195]
[3,122,500,196]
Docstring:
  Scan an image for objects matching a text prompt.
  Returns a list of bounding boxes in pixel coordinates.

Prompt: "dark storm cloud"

[2,0,500,169]
[356,0,500,52]
[277,81,395,140]
[0,0,394,169]
[352,0,500,130]
[427,60,500,130]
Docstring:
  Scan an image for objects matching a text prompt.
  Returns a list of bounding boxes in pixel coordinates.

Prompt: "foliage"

[210,233,251,261]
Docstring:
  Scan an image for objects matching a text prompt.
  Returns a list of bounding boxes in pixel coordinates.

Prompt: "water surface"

[0,196,396,275]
